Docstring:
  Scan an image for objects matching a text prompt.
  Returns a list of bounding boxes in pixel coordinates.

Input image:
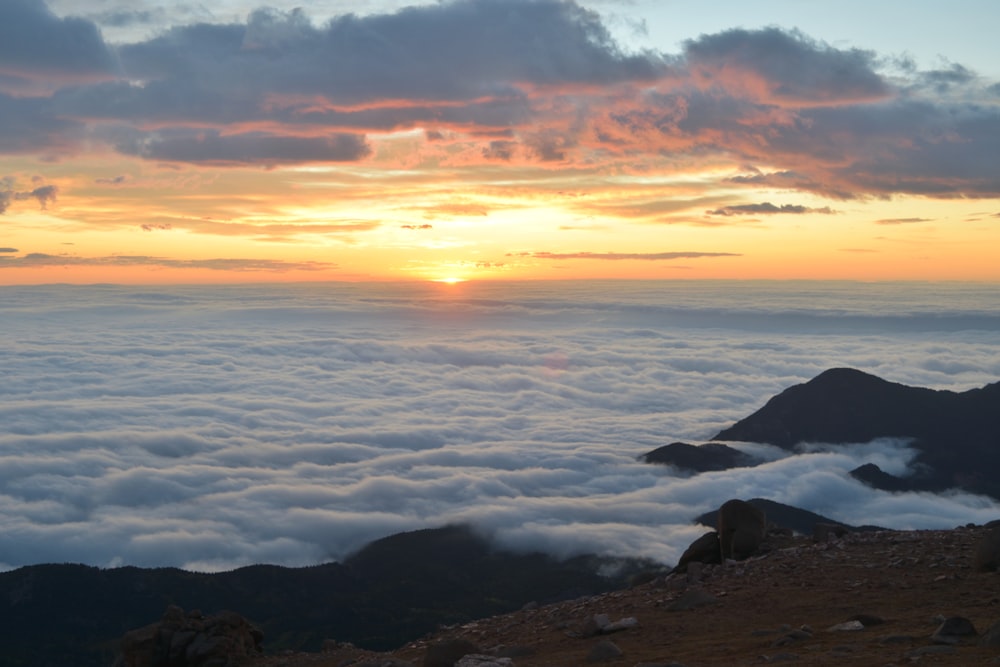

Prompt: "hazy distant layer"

[2,281,999,571]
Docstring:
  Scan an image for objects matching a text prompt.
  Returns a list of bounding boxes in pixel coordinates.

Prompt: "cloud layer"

[2,281,999,571]
[1,0,999,199]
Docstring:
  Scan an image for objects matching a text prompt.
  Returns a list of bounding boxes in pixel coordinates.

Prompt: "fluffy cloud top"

[1,281,998,572]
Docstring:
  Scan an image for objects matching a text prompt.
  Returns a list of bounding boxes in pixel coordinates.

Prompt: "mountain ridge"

[709,367,1000,499]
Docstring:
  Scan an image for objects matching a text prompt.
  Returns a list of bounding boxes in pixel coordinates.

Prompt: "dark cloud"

[95,175,128,185]
[683,27,889,104]
[19,184,58,208]
[483,140,515,161]
[34,0,662,165]
[597,29,1000,199]
[917,63,976,93]
[0,0,118,85]
[0,92,83,156]
[1,178,58,214]
[707,202,835,216]
[0,247,18,253]
[875,217,931,225]
[114,129,371,166]
[519,251,741,261]
[401,224,433,230]
[0,253,335,272]
[1,0,998,198]
[94,8,161,28]
[106,0,661,111]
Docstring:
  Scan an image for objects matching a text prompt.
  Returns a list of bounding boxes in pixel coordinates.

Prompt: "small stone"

[907,645,957,657]
[454,655,513,667]
[602,617,639,633]
[826,621,864,632]
[848,614,886,627]
[586,639,623,663]
[931,616,977,644]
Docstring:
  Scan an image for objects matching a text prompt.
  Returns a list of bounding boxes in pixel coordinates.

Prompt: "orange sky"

[2,1,999,284]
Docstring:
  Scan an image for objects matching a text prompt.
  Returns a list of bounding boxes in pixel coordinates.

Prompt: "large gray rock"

[717,499,766,560]
[673,531,721,573]
[973,525,1000,572]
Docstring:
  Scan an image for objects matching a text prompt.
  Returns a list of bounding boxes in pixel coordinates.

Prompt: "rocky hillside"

[247,524,1000,667]
[0,525,652,667]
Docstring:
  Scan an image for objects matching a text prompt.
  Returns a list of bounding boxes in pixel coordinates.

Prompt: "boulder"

[931,616,977,644]
[586,639,623,662]
[454,656,513,667]
[673,531,721,573]
[116,605,262,667]
[973,525,1000,572]
[813,522,850,542]
[717,499,766,560]
[423,638,480,667]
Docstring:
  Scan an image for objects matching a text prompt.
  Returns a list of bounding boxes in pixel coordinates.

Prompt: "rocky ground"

[248,526,1000,666]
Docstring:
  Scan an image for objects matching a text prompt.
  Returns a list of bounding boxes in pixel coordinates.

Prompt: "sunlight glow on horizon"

[1,0,999,285]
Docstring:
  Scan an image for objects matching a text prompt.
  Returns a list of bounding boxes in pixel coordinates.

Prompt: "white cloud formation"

[1,281,999,572]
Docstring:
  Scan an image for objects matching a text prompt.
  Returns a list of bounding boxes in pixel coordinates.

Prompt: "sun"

[432,276,467,284]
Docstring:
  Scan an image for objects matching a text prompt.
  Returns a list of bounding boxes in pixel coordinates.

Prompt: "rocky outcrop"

[115,605,262,667]
[717,499,766,560]
[694,498,874,536]
[813,522,850,542]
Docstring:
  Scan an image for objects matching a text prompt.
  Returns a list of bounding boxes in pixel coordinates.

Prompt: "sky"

[1,0,999,284]
[2,281,999,571]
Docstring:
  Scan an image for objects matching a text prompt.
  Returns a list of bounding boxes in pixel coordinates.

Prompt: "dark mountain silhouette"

[0,525,652,667]
[640,441,757,472]
[849,462,915,492]
[711,368,1000,500]
[693,497,883,535]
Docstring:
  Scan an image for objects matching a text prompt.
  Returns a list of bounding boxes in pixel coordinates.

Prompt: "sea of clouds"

[2,280,1000,572]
